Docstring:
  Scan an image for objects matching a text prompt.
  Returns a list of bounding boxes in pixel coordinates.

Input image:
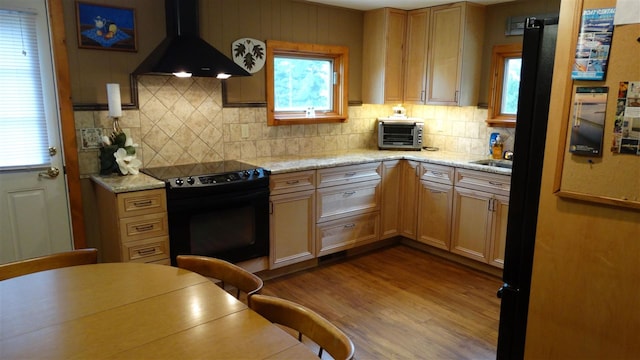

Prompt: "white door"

[0,0,72,264]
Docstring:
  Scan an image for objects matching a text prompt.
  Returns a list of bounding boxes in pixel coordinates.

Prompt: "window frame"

[487,43,523,128]
[266,40,349,126]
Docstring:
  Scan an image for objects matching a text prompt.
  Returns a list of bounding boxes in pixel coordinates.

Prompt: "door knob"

[39,167,60,179]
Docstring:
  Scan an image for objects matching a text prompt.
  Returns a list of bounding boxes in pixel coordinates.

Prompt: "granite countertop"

[244,149,512,176]
[91,173,165,193]
[91,149,511,193]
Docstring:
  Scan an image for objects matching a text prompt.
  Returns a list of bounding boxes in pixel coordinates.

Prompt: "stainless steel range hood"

[133,0,250,78]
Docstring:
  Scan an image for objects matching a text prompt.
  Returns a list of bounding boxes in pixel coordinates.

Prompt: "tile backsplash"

[75,76,515,176]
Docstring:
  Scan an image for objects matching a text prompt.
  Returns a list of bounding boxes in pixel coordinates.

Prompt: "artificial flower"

[114,147,142,175]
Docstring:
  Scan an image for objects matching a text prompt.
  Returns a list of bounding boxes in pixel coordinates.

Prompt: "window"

[0,8,49,169]
[266,40,348,126]
[487,43,523,127]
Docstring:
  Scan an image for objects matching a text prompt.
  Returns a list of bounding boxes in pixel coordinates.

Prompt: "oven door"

[166,187,269,265]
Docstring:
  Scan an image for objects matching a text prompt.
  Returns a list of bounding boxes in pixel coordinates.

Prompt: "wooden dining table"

[0,262,317,359]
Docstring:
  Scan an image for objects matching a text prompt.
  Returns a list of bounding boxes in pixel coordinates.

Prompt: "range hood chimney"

[133,0,250,78]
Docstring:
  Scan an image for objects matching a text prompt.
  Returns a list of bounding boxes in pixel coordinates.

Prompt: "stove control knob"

[242,170,250,178]
[186,176,195,185]
[175,178,184,186]
[253,169,260,176]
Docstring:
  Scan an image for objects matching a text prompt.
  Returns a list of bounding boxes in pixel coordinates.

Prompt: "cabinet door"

[451,186,492,262]
[384,9,407,103]
[426,3,463,105]
[417,181,453,250]
[489,194,509,268]
[403,8,430,104]
[400,160,420,239]
[269,190,316,269]
[380,160,402,239]
[362,8,407,104]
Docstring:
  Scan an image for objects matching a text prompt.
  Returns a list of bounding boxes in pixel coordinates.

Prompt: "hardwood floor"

[261,245,502,359]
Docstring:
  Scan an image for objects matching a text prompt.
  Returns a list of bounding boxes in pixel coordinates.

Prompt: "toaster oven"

[378,118,424,150]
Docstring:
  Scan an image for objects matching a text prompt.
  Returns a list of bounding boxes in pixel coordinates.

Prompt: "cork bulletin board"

[556,0,640,209]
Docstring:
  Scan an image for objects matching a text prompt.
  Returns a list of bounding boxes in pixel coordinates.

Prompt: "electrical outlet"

[241,124,249,139]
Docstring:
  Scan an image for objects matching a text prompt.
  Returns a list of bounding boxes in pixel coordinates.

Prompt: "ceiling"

[304,0,515,11]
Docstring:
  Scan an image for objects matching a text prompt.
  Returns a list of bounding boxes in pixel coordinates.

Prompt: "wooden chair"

[0,248,98,281]
[176,255,263,300]
[249,294,355,360]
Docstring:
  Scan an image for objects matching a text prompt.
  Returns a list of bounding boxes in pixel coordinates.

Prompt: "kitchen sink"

[469,159,513,169]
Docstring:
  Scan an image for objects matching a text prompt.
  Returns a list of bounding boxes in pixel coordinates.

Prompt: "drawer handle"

[489,181,503,186]
[133,200,153,207]
[430,171,443,176]
[344,172,357,177]
[286,180,300,185]
[429,189,444,194]
[137,247,157,256]
[134,224,155,232]
[342,191,356,197]
[343,223,356,229]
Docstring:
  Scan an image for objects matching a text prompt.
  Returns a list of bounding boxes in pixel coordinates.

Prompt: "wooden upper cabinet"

[362,8,407,104]
[425,2,485,106]
[403,8,430,104]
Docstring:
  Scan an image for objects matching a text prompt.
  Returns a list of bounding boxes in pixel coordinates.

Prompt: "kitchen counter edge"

[244,149,512,176]
[90,173,166,193]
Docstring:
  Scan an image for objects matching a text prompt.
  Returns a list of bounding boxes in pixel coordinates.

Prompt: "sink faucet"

[503,150,514,160]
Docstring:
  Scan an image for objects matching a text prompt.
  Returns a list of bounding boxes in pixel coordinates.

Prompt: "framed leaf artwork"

[232,38,266,73]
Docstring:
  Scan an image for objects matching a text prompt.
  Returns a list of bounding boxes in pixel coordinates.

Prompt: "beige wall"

[525,0,640,357]
[478,0,561,105]
[62,0,363,105]
[63,0,165,105]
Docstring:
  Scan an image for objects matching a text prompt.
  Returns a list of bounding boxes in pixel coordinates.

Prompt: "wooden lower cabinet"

[269,171,316,270]
[451,169,510,267]
[380,160,402,239]
[417,180,453,250]
[489,195,509,268]
[451,186,493,262]
[316,212,380,257]
[269,189,316,269]
[94,187,170,263]
[399,160,420,239]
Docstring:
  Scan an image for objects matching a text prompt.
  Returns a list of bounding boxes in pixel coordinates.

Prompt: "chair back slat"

[0,248,98,281]
[249,294,355,360]
[176,255,263,299]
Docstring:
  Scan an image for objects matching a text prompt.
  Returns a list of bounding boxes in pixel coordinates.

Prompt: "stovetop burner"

[141,160,269,189]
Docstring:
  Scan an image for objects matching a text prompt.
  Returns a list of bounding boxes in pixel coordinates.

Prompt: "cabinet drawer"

[316,180,380,223]
[419,163,454,185]
[316,162,381,188]
[455,168,511,196]
[316,212,380,257]
[270,170,316,195]
[121,236,169,263]
[119,212,169,242]
[117,189,167,217]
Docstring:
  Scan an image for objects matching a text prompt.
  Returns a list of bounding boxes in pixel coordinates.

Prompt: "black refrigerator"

[496,17,558,359]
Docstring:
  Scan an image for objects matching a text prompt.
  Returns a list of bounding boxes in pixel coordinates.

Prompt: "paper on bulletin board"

[569,87,608,156]
[571,8,616,81]
[613,0,640,25]
[611,81,640,155]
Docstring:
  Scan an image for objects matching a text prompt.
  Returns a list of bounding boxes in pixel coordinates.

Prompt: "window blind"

[0,8,50,169]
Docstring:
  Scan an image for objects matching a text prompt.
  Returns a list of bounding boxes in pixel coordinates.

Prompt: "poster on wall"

[569,86,608,156]
[571,7,615,81]
[611,81,640,155]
